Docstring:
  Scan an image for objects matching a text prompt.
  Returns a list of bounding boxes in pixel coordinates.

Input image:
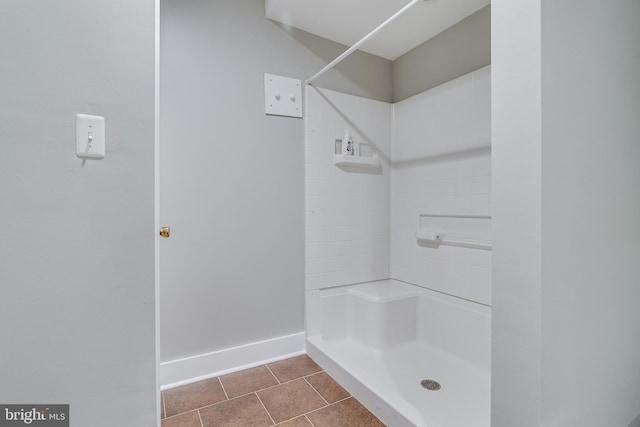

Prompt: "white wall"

[492,0,640,426]
[540,1,640,426]
[159,0,392,367]
[305,87,391,289]
[0,1,157,426]
[390,66,492,305]
[491,1,542,425]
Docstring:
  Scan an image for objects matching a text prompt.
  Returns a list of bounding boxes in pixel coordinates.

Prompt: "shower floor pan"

[305,279,491,427]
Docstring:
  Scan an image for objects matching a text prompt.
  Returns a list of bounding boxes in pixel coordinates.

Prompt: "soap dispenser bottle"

[341,129,354,155]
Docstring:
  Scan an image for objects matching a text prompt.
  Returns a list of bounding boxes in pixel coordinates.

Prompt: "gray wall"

[159,0,391,363]
[540,0,640,425]
[392,5,491,102]
[0,1,157,427]
[492,0,640,425]
[285,24,393,103]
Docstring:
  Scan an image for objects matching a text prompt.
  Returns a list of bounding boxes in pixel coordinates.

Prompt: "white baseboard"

[160,332,306,390]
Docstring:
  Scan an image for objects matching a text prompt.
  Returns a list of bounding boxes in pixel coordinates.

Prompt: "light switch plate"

[76,114,105,159]
[264,73,302,118]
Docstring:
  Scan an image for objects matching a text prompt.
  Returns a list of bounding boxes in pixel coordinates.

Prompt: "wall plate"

[264,73,303,118]
[76,114,105,159]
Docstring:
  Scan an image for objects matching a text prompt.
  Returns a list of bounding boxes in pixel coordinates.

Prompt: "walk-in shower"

[304,62,492,426]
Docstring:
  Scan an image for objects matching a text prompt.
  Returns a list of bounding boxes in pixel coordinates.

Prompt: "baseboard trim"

[160,332,305,390]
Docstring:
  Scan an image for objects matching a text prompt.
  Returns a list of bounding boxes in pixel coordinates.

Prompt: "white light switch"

[76,114,105,159]
[264,74,302,118]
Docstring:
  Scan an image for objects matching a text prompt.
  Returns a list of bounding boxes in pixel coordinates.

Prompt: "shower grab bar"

[415,230,492,250]
[417,213,492,249]
[435,236,492,250]
[306,0,422,85]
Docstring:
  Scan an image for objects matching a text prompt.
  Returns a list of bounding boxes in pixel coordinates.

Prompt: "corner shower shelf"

[333,154,380,171]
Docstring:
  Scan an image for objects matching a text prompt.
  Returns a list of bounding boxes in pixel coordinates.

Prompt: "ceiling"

[265,0,490,61]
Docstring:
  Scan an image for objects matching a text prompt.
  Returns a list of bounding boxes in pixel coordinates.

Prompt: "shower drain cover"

[421,379,441,391]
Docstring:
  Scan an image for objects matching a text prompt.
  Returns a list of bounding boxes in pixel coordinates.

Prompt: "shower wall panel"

[305,87,391,290]
[390,66,492,305]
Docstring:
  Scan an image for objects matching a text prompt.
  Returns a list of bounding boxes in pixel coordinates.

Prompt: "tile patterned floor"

[161,354,386,427]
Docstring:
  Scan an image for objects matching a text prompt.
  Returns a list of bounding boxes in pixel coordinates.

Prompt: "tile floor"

[161,354,385,427]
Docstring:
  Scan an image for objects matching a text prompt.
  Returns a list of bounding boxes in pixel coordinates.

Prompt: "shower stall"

[303,57,492,425]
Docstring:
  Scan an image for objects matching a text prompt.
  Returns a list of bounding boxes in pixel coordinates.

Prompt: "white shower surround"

[305,66,491,301]
[391,66,492,305]
[304,66,492,426]
[305,86,392,289]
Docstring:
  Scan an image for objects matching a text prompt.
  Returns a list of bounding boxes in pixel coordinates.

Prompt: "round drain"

[421,379,441,391]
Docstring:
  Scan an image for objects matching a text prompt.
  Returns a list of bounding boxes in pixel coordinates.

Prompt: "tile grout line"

[304,371,323,380]
[217,377,230,401]
[290,382,354,425]
[197,409,204,427]
[332,395,353,405]
[198,374,313,412]
[274,414,310,426]
[254,392,276,426]
[265,363,281,384]
[303,377,329,406]
[161,410,201,421]
[303,396,354,418]
[305,414,317,427]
